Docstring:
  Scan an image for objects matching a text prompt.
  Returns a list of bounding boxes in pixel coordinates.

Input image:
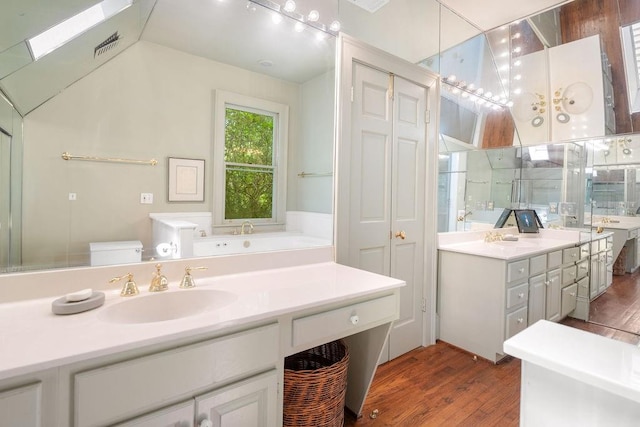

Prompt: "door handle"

[395,230,406,239]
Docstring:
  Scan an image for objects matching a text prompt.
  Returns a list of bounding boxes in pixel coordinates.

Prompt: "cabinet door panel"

[561,284,578,318]
[528,274,546,326]
[114,401,194,427]
[545,269,561,322]
[195,371,277,427]
[0,382,41,427]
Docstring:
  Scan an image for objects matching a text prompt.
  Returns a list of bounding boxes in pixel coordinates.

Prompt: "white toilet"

[89,240,143,266]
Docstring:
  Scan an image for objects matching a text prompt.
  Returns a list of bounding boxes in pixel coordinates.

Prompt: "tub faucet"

[240,221,254,235]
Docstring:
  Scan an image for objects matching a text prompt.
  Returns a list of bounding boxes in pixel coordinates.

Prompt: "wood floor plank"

[345,270,640,426]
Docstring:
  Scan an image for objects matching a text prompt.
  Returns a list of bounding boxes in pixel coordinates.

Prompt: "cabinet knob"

[200,420,213,427]
[519,268,525,273]
[518,293,525,299]
[544,280,550,286]
[572,253,577,258]
[570,292,576,297]
[395,230,406,240]
[517,318,524,324]
[350,315,360,325]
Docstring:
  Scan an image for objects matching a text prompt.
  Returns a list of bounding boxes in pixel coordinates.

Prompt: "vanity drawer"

[529,254,547,276]
[607,249,613,264]
[506,282,529,310]
[590,240,599,254]
[507,260,529,284]
[629,228,639,240]
[607,237,614,250]
[561,283,578,318]
[547,250,563,269]
[505,306,528,339]
[74,324,279,427]
[292,294,397,348]
[563,247,580,264]
[577,276,589,299]
[562,265,577,286]
[576,259,589,280]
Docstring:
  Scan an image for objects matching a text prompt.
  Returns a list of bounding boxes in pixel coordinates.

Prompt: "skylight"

[27,0,132,60]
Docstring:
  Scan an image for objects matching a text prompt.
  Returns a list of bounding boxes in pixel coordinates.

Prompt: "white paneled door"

[345,61,427,360]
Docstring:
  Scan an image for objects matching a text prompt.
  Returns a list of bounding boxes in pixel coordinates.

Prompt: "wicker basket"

[283,340,349,427]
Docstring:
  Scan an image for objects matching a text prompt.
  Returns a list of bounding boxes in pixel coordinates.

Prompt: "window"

[28,0,132,60]
[213,91,288,227]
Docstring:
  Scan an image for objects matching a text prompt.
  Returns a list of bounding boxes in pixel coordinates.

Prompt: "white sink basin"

[99,289,237,324]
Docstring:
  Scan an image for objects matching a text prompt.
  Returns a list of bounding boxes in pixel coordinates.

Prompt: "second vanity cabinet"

[438,236,609,363]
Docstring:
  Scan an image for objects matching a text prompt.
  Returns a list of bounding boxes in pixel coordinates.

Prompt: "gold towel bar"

[61,152,158,166]
[297,171,333,178]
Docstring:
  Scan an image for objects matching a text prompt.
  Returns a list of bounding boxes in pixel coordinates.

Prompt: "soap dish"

[52,291,105,315]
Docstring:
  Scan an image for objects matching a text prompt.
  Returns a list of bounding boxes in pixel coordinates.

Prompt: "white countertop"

[0,262,404,381]
[504,320,640,404]
[438,237,575,260]
[438,228,610,260]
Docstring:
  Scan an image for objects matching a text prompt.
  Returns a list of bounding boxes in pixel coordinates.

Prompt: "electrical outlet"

[69,193,77,201]
[140,193,153,204]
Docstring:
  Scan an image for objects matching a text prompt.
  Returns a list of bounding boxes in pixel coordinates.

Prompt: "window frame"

[213,90,288,228]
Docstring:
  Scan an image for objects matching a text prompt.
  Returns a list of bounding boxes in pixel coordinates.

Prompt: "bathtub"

[193,232,331,257]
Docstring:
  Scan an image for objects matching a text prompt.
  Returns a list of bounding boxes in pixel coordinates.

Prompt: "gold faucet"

[240,221,254,235]
[109,273,139,297]
[179,266,208,289]
[149,264,169,292]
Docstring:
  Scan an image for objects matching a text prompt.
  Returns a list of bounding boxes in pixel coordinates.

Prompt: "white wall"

[21,40,330,268]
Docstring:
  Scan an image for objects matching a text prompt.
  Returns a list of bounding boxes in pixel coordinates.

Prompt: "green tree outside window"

[224,107,276,220]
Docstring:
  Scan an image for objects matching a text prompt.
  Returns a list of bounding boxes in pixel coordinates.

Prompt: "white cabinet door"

[545,269,561,322]
[598,253,608,293]
[528,274,546,325]
[341,61,428,360]
[114,401,194,427]
[590,254,599,299]
[0,383,41,427]
[195,371,277,427]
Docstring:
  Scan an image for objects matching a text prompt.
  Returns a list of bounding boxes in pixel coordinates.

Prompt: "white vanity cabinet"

[73,324,279,427]
[116,371,278,427]
[439,241,587,363]
[439,251,534,363]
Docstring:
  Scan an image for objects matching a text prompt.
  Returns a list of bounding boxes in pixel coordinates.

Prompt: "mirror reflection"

[438,0,640,341]
[0,0,337,273]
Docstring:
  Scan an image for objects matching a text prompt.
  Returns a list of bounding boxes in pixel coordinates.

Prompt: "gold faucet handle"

[149,264,169,292]
[109,273,139,297]
[180,266,208,289]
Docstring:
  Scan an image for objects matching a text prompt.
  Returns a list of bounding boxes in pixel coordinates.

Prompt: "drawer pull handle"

[350,315,360,325]
[545,281,550,286]
[518,293,525,299]
[517,318,524,324]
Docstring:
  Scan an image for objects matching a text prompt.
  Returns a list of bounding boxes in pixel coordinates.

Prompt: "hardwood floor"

[345,271,640,426]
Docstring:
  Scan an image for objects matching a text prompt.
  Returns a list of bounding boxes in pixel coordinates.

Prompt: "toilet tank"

[89,240,143,266]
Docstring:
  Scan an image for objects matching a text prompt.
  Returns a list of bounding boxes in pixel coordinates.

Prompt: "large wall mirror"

[0,0,340,273]
[438,0,640,339]
[0,0,474,275]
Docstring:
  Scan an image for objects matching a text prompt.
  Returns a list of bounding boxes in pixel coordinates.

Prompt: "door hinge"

[351,86,354,102]
[421,298,427,312]
[425,109,431,124]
